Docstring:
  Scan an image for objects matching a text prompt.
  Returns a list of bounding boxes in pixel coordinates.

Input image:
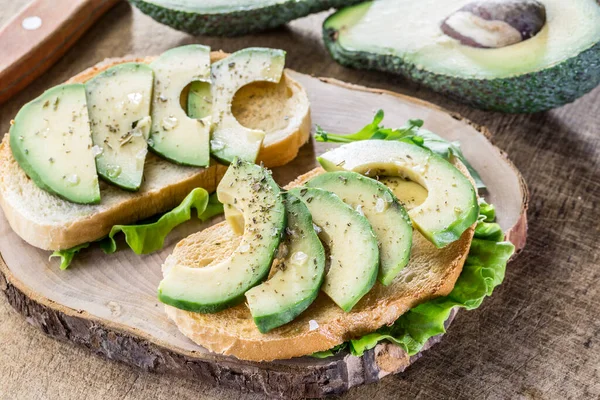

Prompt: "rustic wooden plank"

[0,1,598,399]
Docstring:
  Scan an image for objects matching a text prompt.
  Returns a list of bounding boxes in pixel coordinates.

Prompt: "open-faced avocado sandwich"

[157,111,518,363]
[0,45,310,262]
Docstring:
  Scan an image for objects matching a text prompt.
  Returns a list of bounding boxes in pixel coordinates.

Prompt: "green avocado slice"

[307,171,412,286]
[158,159,286,313]
[288,187,379,312]
[245,194,326,333]
[323,0,600,113]
[9,84,100,204]
[318,140,478,248]
[85,63,154,191]
[149,45,212,167]
[206,48,285,164]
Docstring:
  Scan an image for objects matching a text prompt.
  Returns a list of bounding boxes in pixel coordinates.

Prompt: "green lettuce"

[313,200,514,358]
[50,189,223,269]
[50,243,92,271]
[315,110,486,189]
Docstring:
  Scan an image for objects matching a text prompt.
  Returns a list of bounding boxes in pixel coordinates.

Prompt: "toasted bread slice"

[163,162,475,362]
[0,52,311,251]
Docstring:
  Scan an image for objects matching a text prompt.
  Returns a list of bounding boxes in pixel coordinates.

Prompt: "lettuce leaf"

[314,200,514,358]
[52,189,223,269]
[50,243,91,271]
[315,110,486,189]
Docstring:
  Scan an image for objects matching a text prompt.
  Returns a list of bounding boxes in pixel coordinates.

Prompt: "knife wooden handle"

[0,0,121,105]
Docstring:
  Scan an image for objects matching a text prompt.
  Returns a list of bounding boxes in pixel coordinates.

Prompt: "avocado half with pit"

[324,0,600,113]
[129,0,364,37]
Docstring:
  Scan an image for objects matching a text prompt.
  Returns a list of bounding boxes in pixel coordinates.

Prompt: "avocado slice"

[318,140,478,248]
[288,187,379,312]
[307,171,412,286]
[85,63,154,191]
[379,177,428,211]
[9,84,100,204]
[158,159,286,313]
[323,0,600,113]
[129,0,364,37]
[245,194,325,333]
[149,45,211,167]
[203,48,285,164]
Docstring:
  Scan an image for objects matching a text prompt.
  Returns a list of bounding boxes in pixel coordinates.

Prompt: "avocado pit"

[441,0,547,48]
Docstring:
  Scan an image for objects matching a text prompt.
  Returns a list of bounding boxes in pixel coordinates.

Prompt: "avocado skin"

[158,290,247,314]
[323,21,600,113]
[129,0,364,37]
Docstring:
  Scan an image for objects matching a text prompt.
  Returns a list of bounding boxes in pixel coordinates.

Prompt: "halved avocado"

[324,0,600,113]
[318,140,478,248]
[288,186,379,312]
[207,48,285,164]
[158,159,286,313]
[306,171,412,286]
[9,84,100,204]
[129,0,363,37]
[85,63,154,191]
[245,194,325,333]
[149,45,211,167]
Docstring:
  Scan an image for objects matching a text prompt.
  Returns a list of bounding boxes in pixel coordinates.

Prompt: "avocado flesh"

[85,63,154,191]
[9,84,100,204]
[245,194,326,333]
[318,141,478,248]
[158,160,285,313]
[149,45,211,167]
[288,187,379,312]
[307,171,412,286]
[187,81,212,120]
[205,48,285,164]
[379,177,428,211]
[129,0,364,37]
[324,0,600,113]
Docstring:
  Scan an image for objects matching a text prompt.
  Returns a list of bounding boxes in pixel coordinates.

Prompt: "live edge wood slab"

[0,71,527,398]
[1,2,599,400]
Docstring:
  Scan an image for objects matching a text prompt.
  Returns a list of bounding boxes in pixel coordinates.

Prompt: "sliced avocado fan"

[129,0,364,37]
[324,0,600,113]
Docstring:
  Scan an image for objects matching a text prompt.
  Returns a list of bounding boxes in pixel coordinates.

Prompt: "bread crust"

[164,163,475,362]
[0,52,311,250]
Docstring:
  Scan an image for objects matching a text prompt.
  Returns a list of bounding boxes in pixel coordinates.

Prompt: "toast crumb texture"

[0,52,311,250]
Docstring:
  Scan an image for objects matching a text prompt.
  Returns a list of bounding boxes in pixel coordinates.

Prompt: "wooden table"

[1,2,599,399]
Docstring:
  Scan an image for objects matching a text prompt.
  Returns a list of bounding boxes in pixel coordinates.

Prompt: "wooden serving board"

[0,71,528,399]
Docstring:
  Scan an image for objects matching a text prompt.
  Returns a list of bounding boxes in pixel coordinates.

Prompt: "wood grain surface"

[0,1,598,399]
